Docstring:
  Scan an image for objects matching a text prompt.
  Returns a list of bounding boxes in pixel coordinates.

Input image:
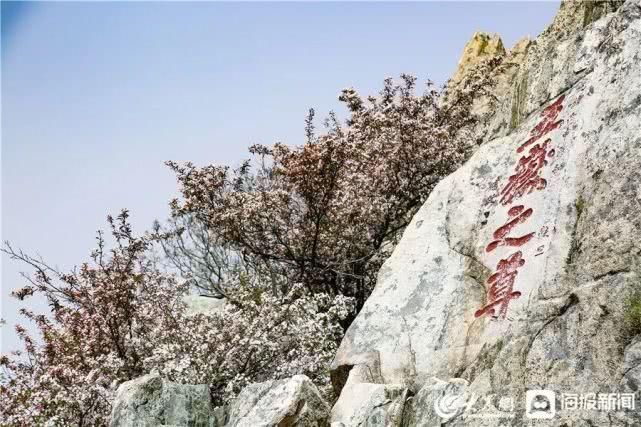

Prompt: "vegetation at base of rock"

[0,212,352,425]
[1,211,182,425]
[623,287,641,342]
[566,195,586,268]
[0,67,496,425]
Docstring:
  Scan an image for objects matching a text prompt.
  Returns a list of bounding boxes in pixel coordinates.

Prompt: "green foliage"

[575,195,586,219]
[623,288,641,341]
[566,196,587,268]
[495,338,504,353]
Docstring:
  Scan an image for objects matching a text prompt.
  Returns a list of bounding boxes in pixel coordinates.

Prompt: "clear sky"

[1,1,560,352]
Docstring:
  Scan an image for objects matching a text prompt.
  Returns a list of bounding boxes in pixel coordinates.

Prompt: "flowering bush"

[0,212,352,425]
[0,211,187,425]
[152,213,247,298]
[146,282,354,404]
[168,71,497,313]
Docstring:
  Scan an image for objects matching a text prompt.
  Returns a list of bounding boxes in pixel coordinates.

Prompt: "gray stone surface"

[109,374,216,427]
[183,295,226,317]
[226,375,330,427]
[621,336,641,392]
[331,364,408,427]
[332,0,641,425]
[404,378,470,426]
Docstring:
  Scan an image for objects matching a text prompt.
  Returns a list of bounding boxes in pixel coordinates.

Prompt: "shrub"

[1,212,352,425]
[1,211,187,425]
[145,281,354,404]
[167,69,497,316]
[1,64,498,424]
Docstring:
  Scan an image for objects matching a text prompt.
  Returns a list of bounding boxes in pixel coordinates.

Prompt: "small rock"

[226,375,330,427]
[109,374,216,427]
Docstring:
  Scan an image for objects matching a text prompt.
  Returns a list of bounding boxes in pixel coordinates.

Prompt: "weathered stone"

[330,362,408,427]
[226,375,330,427]
[109,374,216,427]
[621,336,641,392]
[457,0,630,143]
[403,378,469,426]
[333,0,641,425]
[451,32,506,84]
[331,382,407,427]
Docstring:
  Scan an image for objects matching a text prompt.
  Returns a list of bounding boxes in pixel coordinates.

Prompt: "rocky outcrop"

[331,0,641,425]
[456,0,628,142]
[226,375,330,427]
[110,374,329,427]
[110,374,217,427]
[451,32,505,84]
[332,385,408,426]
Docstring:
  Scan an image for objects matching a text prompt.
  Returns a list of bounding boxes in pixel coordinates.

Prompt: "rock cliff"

[109,1,641,425]
[331,0,641,425]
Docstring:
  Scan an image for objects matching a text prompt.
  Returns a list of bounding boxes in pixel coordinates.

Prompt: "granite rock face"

[460,0,628,141]
[331,0,641,425]
[451,32,506,84]
[110,374,329,426]
[226,375,330,427]
[331,365,408,427]
[109,374,217,427]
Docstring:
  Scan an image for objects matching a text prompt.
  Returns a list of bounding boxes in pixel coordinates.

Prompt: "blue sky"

[1,1,560,352]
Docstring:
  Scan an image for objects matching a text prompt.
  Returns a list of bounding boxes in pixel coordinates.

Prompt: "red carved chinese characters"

[500,139,554,206]
[474,251,525,319]
[475,95,566,320]
[485,205,535,253]
[517,94,565,154]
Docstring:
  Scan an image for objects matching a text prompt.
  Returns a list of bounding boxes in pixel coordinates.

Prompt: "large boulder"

[109,374,217,427]
[226,375,330,427]
[332,0,641,425]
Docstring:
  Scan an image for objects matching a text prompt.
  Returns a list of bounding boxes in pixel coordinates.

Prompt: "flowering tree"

[0,211,186,425]
[168,70,498,313]
[1,64,498,425]
[152,214,247,298]
[0,211,352,425]
[145,282,353,404]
